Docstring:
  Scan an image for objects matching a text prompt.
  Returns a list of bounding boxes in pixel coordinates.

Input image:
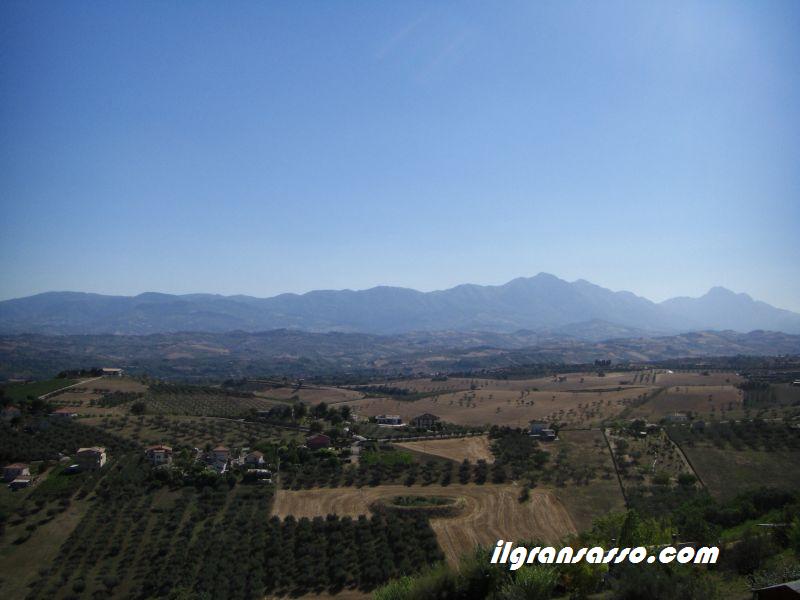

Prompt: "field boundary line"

[663,426,707,490]
[38,376,103,400]
[602,427,628,506]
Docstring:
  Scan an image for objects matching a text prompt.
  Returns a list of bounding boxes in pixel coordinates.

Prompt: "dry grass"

[393,436,495,463]
[344,387,638,428]
[272,484,577,564]
[655,371,743,387]
[382,372,649,393]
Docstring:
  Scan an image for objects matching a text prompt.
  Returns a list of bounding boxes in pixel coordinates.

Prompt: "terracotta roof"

[4,463,29,469]
[146,445,172,452]
[246,451,264,458]
[213,446,229,452]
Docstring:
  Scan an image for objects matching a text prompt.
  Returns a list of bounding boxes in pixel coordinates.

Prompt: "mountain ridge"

[1,273,798,336]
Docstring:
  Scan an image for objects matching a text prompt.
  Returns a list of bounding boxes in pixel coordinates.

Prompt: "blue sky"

[1,1,798,310]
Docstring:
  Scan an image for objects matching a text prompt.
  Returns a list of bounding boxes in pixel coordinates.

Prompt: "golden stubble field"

[393,436,495,463]
[272,484,577,564]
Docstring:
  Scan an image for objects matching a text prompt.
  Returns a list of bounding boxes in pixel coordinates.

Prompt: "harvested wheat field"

[393,436,494,463]
[256,385,364,405]
[272,484,577,564]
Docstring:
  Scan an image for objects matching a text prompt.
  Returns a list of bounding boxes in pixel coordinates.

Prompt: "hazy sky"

[2,1,799,310]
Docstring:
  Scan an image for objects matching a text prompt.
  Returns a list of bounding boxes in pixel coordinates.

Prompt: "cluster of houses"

[3,446,107,491]
[143,443,275,480]
[141,432,340,481]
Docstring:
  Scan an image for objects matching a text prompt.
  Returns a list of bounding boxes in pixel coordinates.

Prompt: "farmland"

[272,484,576,564]
[626,384,744,421]
[393,436,495,463]
[344,387,642,428]
[666,422,800,500]
[83,413,302,449]
[2,362,800,600]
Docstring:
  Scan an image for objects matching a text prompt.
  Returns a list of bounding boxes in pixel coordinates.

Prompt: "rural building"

[145,445,173,466]
[665,413,689,423]
[8,477,32,491]
[375,414,403,426]
[528,421,556,441]
[2,406,22,421]
[752,578,800,599]
[207,446,230,473]
[76,447,107,471]
[411,413,440,428]
[244,451,265,466]
[248,469,272,480]
[50,407,78,419]
[306,434,331,450]
[211,446,230,463]
[102,368,124,377]
[3,463,30,482]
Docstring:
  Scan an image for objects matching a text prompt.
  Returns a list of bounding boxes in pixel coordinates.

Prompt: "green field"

[1,378,77,402]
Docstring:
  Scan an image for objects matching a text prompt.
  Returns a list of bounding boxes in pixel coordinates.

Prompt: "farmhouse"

[50,407,78,419]
[102,367,124,377]
[1,405,21,421]
[8,477,31,491]
[211,446,230,462]
[376,414,403,426]
[411,413,440,428]
[528,421,556,441]
[244,451,265,466]
[752,578,800,599]
[145,444,173,466]
[3,463,30,482]
[76,447,107,471]
[306,434,331,450]
[206,446,231,473]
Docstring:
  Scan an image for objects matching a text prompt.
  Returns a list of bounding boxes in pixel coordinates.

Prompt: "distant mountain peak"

[1,276,798,336]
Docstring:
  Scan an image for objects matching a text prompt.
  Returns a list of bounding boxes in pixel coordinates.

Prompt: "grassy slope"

[2,379,78,402]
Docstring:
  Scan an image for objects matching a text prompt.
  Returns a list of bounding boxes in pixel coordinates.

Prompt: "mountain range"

[1,273,799,337]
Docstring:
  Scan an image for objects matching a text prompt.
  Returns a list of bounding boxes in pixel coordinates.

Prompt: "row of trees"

[26,456,443,600]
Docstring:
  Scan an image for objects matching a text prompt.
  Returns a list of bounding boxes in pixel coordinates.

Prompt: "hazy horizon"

[4,272,800,316]
[2,2,798,310]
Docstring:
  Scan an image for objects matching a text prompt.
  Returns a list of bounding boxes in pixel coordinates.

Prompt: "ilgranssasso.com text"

[491,541,719,570]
